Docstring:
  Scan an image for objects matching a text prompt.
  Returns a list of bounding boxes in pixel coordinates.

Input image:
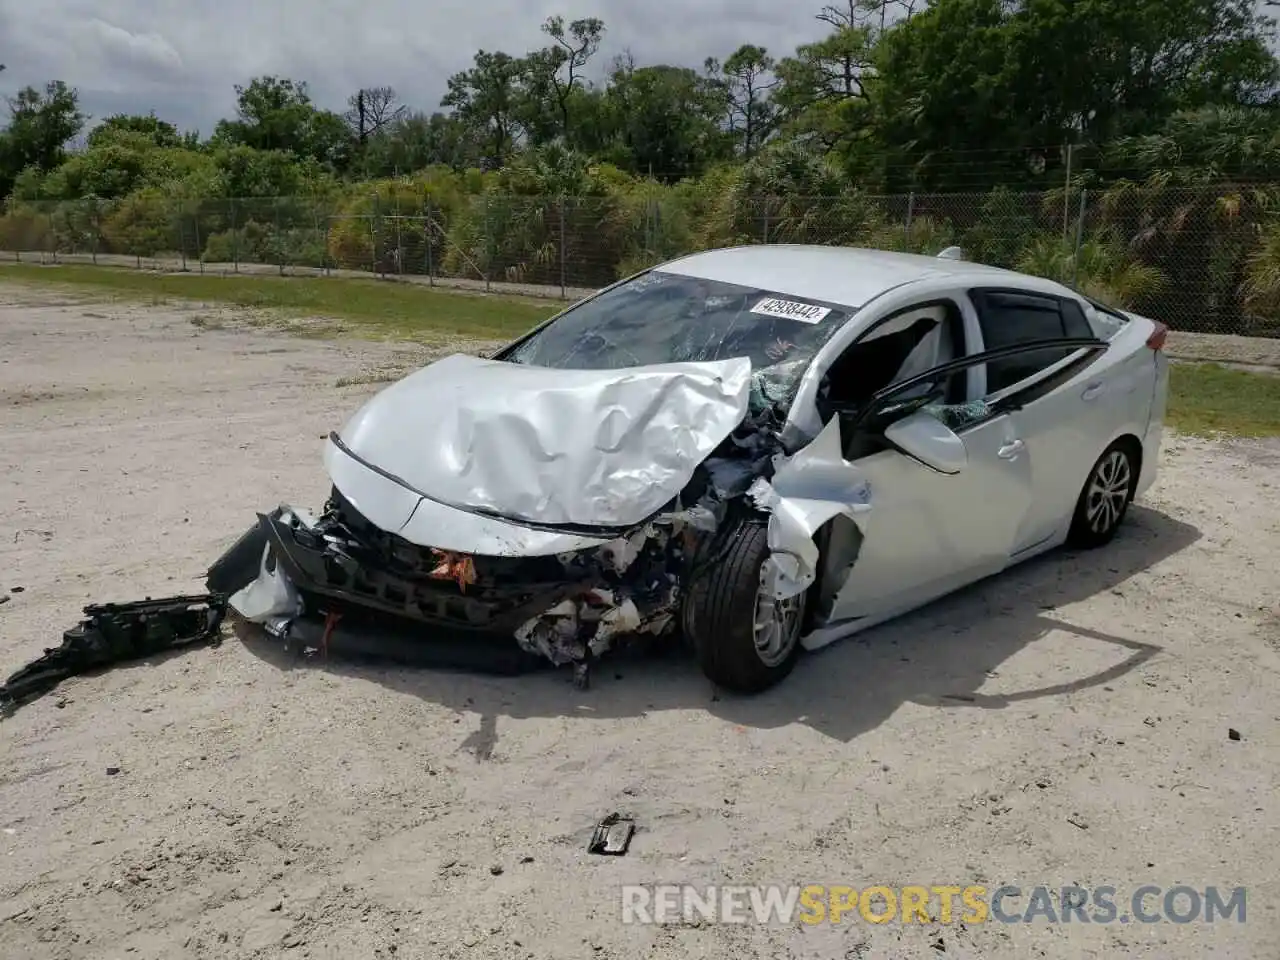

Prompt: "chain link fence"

[2,185,1278,336]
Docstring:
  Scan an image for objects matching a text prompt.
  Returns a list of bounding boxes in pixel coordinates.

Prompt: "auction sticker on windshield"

[751,297,832,324]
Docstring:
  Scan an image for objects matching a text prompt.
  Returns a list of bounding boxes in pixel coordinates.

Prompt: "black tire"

[1066,440,1140,549]
[686,518,804,694]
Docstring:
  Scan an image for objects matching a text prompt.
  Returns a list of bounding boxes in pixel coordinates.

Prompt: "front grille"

[327,487,586,587]
[263,491,602,633]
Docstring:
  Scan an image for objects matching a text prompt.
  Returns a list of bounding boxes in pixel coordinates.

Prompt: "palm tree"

[1094,107,1280,333]
[1016,232,1166,309]
[1243,218,1280,327]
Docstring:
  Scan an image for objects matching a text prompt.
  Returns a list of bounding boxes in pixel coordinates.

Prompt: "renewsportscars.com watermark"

[621,885,1247,926]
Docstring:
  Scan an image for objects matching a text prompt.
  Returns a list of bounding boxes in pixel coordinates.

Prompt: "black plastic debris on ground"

[588,814,635,856]
[0,594,227,713]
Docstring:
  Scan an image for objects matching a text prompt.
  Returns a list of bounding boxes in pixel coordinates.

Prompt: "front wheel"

[686,519,806,693]
[1066,441,1139,549]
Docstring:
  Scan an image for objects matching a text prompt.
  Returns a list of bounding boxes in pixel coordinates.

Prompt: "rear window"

[1082,296,1131,339]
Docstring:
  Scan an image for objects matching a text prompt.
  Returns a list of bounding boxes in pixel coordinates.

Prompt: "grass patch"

[1168,362,1280,438]
[0,262,559,340]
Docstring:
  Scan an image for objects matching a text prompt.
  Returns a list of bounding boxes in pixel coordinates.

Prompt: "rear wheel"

[686,519,805,693]
[1067,441,1139,548]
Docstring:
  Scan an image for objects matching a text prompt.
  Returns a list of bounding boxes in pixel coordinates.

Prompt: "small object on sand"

[1228,728,1242,741]
[105,766,121,776]
[588,813,635,856]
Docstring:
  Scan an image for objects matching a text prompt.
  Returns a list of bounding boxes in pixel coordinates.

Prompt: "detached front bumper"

[214,491,692,683]
[259,501,603,637]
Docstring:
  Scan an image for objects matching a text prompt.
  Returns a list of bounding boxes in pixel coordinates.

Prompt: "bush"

[0,205,56,251]
[1016,231,1166,308]
[203,224,266,263]
[99,190,178,257]
[326,173,464,274]
[1243,217,1280,321]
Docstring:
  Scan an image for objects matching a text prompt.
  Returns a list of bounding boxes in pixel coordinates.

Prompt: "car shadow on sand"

[236,504,1200,744]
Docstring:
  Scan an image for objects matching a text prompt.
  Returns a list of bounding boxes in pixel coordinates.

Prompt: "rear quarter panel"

[1135,330,1169,498]
[1014,311,1159,550]
[1080,311,1161,470]
[1069,311,1163,504]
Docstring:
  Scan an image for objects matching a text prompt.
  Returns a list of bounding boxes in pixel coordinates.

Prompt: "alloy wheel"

[752,560,805,668]
[1085,449,1133,535]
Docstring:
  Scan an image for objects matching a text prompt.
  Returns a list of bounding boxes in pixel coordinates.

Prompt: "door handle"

[1082,382,1105,401]
[997,439,1025,460]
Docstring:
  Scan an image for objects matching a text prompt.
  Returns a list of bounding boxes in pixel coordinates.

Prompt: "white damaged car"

[212,244,1170,693]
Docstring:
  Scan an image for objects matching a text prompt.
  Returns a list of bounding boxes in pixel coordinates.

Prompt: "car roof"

[656,244,1062,310]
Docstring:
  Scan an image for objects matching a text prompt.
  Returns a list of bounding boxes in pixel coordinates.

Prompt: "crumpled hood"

[332,352,752,529]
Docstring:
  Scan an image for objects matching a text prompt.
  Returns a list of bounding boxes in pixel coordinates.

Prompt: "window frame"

[816,296,970,420]
[847,337,1109,439]
[967,286,1108,398]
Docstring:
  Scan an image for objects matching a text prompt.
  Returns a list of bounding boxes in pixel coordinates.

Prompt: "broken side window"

[839,361,984,460]
[921,398,994,431]
[818,302,965,418]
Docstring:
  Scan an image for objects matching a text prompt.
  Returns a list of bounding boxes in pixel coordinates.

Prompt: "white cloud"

[78,19,184,81]
[0,0,829,132]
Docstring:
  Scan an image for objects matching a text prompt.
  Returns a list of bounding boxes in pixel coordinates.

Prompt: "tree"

[87,113,183,149]
[842,0,922,34]
[442,50,528,166]
[209,144,329,198]
[214,76,353,171]
[0,81,85,198]
[798,0,921,103]
[868,0,1280,189]
[357,111,480,175]
[706,45,778,157]
[526,16,605,143]
[345,87,407,143]
[774,23,874,132]
[1002,0,1279,140]
[604,59,729,179]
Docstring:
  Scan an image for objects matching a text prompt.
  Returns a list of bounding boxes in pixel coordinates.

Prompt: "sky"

[0,0,835,135]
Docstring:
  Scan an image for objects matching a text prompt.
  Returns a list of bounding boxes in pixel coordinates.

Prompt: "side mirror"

[883,410,967,474]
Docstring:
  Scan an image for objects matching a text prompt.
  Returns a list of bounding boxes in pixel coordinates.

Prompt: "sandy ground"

[1,286,1278,960]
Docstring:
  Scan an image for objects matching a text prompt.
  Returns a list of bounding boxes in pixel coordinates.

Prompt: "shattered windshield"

[500,271,855,412]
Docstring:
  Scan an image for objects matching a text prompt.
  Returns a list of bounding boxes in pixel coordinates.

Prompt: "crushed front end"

[215,405,786,687]
[209,349,853,686]
[224,487,716,686]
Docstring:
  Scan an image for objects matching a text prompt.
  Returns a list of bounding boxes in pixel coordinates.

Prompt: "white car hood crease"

[331,353,753,530]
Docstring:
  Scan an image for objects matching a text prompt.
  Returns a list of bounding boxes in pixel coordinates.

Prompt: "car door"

[820,340,1107,625]
[967,289,1116,554]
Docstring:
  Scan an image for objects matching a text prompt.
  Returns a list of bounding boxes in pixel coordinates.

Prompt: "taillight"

[1146,321,1168,351]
